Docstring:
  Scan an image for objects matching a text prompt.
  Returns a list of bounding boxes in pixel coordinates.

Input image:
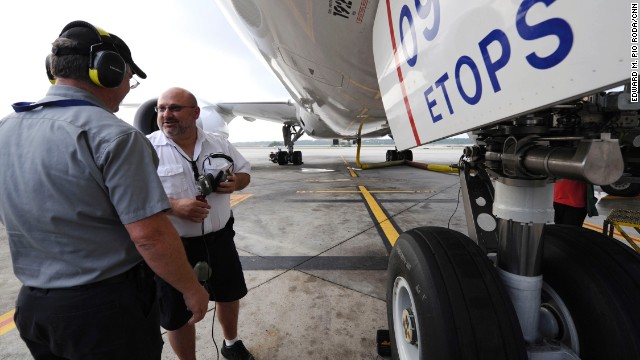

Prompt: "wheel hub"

[402,308,417,345]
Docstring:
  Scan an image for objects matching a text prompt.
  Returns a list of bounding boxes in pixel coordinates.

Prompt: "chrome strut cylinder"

[493,178,553,344]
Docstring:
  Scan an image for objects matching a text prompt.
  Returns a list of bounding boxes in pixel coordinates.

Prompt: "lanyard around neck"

[172,145,200,181]
[12,99,98,113]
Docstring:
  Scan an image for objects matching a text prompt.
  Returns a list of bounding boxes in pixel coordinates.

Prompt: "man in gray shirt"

[0,20,208,360]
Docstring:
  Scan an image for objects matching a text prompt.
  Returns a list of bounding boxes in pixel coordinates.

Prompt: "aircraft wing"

[217,101,299,126]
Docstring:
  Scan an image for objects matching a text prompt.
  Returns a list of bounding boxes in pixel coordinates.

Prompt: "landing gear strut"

[269,124,304,165]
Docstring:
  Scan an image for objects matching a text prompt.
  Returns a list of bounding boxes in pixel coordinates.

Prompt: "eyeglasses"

[126,67,140,90]
[154,105,197,113]
[129,77,140,90]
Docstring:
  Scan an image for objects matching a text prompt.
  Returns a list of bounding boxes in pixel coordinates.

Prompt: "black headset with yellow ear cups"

[87,40,126,88]
[45,54,55,84]
[47,20,126,88]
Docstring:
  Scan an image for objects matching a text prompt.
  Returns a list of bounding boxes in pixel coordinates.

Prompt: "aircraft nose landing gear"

[269,124,304,165]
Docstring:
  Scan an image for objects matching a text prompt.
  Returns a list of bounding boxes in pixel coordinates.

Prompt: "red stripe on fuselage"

[384,0,421,146]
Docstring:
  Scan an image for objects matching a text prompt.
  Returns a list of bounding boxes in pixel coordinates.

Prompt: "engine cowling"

[133,98,159,135]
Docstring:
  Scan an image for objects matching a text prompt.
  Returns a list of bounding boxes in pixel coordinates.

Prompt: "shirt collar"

[43,85,111,111]
[149,127,206,158]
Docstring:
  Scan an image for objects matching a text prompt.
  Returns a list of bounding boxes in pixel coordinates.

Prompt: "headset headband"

[56,21,118,55]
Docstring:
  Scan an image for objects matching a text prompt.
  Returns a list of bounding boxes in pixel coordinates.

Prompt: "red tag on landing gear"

[196,195,207,203]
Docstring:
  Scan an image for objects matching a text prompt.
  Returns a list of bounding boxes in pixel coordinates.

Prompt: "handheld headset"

[196,153,235,197]
[193,153,234,282]
[46,20,126,88]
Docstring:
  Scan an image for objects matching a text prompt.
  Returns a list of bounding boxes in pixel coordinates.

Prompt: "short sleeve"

[100,131,171,224]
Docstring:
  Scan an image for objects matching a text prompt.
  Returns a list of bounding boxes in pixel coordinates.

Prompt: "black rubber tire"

[292,151,302,165]
[600,182,640,197]
[541,225,640,359]
[133,98,159,135]
[386,150,393,162]
[387,227,526,360]
[386,149,399,161]
[402,150,413,161]
[276,151,287,165]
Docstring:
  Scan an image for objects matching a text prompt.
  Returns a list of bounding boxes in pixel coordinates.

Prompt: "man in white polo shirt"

[147,87,254,360]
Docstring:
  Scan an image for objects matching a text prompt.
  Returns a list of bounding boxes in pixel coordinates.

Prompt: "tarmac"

[1,145,638,360]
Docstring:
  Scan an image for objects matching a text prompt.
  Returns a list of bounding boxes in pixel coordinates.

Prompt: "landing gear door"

[373,0,631,150]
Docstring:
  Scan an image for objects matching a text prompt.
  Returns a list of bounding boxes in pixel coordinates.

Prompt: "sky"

[0,0,293,142]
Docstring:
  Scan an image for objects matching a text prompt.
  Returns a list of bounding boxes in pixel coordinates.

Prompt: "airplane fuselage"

[215,0,388,140]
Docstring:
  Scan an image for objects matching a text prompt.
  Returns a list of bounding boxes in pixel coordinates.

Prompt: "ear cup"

[45,55,55,84]
[212,171,226,189]
[56,21,126,88]
[194,261,212,282]
[89,49,126,88]
[196,172,220,196]
[196,154,235,197]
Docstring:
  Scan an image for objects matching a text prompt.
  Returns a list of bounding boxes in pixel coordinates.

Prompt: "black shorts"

[15,263,162,360]
[155,217,248,330]
[553,202,587,227]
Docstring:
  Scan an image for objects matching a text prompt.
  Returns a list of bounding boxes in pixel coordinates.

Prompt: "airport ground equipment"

[603,208,640,253]
[374,1,640,359]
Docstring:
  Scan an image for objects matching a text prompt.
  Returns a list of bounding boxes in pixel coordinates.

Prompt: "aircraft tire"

[600,182,640,197]
[277,151,287,165]
[541,225,640,359]
[292,151,302,165]
[387,227,526,360]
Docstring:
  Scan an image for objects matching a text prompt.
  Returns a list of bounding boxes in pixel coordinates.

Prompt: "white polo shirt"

[147,128,250,236]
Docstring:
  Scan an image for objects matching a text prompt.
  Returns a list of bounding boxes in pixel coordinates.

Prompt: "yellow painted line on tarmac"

[230,194,253,207]
[341,155,350,166]
[359,185,400,247]
[305,179,354,183]
[296,190,435,194]
[305,179,393,183]
[0,309,16,336]
[601,194,640,200]
[340,155,359,178]
[342,159,399,248]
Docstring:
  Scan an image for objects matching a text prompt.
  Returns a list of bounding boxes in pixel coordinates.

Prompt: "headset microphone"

[194,261,212,282]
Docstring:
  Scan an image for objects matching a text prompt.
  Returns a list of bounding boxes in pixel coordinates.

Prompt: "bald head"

[158,87,197,105]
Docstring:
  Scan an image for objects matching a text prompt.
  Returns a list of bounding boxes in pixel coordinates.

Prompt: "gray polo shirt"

[0,85,170,288]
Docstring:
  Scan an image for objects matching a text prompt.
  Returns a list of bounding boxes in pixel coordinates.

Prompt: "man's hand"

[169,198,211,222]
[125,213,212,325]
[215,174,237,194]
[216,172,250,194]
[184,285,210,325]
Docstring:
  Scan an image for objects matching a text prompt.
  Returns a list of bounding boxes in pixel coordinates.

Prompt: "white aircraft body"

[135,0,392,165]
[133,1,640,359]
